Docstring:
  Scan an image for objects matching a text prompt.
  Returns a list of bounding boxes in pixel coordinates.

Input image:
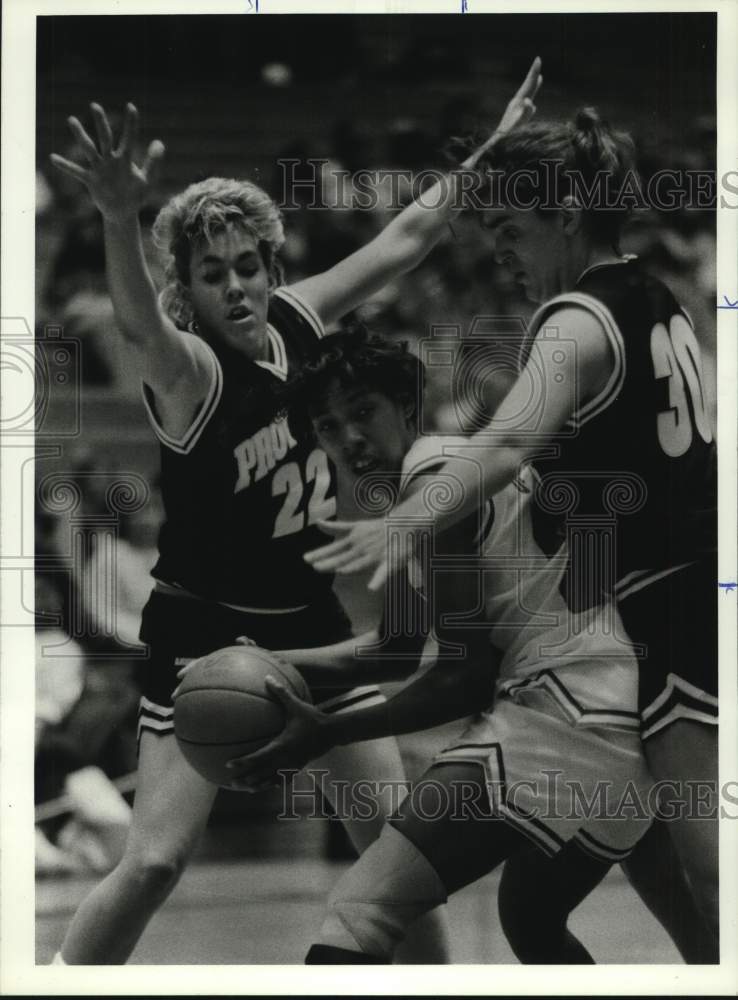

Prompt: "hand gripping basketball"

[226,677,333,792]
[172,645,312,789]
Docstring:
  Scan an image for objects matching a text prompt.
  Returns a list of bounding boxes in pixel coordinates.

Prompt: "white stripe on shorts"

[138,696,175,740]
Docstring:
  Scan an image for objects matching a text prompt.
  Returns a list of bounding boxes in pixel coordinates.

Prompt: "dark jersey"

[143,287,336,608]
[523,259,716,611]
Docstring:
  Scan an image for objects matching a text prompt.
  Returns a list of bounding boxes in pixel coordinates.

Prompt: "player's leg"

[497,844,611,963]
[621,818,718,963]
[306,761,529,963]
[57,729,218,964]
[642,720,719,945]
[316,737,451,962]
[619,560,719,945]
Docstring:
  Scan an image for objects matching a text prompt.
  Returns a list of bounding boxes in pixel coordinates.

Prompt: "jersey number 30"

[272,449,336,538]
[650,315,713,457]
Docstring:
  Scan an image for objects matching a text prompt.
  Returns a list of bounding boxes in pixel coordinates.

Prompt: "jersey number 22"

[271,449,336,538]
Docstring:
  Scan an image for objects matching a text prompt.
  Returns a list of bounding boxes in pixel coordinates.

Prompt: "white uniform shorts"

[433,697,654,863]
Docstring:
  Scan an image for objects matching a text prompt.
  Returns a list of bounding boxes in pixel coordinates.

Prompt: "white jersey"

[400,439,640,733]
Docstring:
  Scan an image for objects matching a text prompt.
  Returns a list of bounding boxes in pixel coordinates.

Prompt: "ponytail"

[479,107,639,251]
[571,106,635,179]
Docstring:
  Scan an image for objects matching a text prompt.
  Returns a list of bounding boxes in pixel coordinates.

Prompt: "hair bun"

[571,106,625,174]
[574,107,601,133]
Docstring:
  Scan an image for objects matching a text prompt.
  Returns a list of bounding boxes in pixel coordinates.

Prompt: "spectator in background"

[35,564,134,876]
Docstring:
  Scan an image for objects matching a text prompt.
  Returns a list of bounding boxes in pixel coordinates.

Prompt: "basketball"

[173,645,311,788]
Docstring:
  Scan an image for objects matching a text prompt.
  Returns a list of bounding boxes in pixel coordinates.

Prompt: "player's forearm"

[322,654,494,746]
[379,136,500,268]
[103,214,169,345]
[279,629,423,687]
[363,122,508,282]
[393,443,525,542]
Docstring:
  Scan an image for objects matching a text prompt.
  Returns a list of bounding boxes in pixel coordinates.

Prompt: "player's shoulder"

[576,257,681,320]
[268,286,326,342]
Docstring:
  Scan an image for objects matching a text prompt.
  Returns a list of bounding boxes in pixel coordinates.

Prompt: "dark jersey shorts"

[137,585,383,741]
[616,558,718,740]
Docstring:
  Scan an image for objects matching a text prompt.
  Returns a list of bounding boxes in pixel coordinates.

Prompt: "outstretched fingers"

[304,528,356,564]
[307,547,375,573]
[516,56,543,103]
[368,560,390,592]
[142,138,166,180]
[67,116,100,164]
[333,552,381,576]
[116,102,139,158]
[90,103,114,156]
[49,153,89,182]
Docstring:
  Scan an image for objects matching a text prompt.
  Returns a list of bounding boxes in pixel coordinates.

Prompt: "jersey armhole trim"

[273,285,326,340]
[255,324,289,381]
[524,292,626,427]
[141,340,223,455]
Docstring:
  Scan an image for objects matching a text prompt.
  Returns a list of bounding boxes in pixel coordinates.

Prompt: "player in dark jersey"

[47,64,542,965]
[302,108,718,945]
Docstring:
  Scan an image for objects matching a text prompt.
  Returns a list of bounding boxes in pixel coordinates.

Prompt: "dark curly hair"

[281,324,425,441]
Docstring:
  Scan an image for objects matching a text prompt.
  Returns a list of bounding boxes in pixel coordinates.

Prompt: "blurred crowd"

[34,83,717,870]
[34,464,160,872]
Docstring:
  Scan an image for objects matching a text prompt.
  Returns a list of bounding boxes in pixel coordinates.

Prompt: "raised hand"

[226,677,333,791]
[465,57,543,170]
[494,56,542,135]
[303,517,413,593]
[50,102,165,222]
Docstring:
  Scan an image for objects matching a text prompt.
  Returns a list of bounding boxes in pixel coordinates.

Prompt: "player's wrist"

[103,208,141,228]
[321,711,351,749]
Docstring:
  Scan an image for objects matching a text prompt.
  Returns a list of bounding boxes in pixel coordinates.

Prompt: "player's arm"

[274,627,427,687]
[305,306,614,588]
[51,103,212,435]
[275,459,482,686]
[227,637,498,791]
[227,486,494,789]
[286,59,542,327]
[173,627,425,698]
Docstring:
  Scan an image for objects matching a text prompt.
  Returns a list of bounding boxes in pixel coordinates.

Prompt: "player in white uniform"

[48,63,541,965]
[220,331,654,962]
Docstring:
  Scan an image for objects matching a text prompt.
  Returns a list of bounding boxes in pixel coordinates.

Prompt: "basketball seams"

[172,647,309,784]
[178,648,309,701]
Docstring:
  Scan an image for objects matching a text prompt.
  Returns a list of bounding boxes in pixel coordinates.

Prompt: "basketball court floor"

[36,855,681,965]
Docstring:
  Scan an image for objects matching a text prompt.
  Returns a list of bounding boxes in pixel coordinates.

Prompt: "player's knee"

[122,845,189,898]
[317,824,447,961]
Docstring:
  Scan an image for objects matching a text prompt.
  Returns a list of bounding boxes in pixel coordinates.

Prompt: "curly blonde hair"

[152,177,285,329]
